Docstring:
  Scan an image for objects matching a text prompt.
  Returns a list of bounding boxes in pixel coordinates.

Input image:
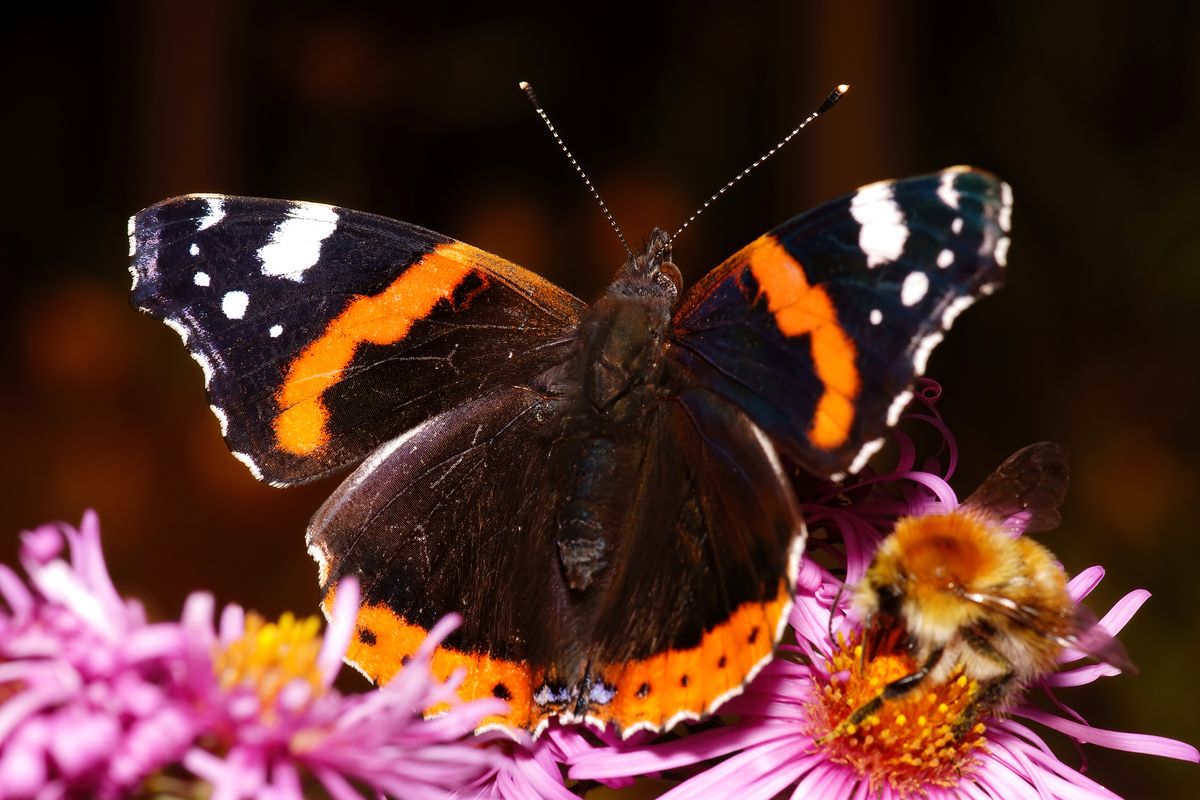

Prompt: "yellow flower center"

[808,635,987,797]
[214,612,325,709]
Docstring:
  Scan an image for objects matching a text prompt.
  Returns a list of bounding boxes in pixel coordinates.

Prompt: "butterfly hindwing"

[585,387,804,733]
[671,167,1011,477]
[129,194,584,486]
[307,385,571,731]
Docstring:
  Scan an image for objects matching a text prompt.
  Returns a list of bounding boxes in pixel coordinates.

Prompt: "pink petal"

[218,602,245,645]
[790,760,859,800]
[1095,590,1151,636]
[0,563,34,620]
[1019,708,1199,762]
[1066,567,1105,602]
[1045,663,1121,687]
[316,577,360,684]
[569,722,793,779]
[312,765,371,800]
[659,739,814,800]
[47,708,120,778]
[0,718,50,799]
[262,759,304,800]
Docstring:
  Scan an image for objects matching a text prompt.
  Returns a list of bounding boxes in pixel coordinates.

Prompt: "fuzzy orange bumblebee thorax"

[889,512,1006,595]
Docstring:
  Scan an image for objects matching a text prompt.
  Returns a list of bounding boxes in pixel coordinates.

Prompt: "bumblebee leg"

[953,630,1014,739]
[818,646,945,743]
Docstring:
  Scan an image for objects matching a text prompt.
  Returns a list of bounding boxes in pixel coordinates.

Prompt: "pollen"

[214,611,326,710]
[808,635,987,797]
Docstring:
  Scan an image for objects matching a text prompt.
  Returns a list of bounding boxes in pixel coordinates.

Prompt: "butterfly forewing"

[671,168,1010,477]
[130,194,584,486]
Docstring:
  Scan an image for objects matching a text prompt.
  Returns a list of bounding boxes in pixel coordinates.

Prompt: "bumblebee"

[846,442,1133,737]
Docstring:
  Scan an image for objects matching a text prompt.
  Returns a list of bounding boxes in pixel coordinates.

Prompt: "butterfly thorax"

[576,229,681,423]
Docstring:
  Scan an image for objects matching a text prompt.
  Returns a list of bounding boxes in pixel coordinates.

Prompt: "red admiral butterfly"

[128,85,1010,737]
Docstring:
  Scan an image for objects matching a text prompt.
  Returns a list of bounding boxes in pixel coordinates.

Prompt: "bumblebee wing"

[961,442,1069,532]
[962,590,1136,673]
[1057,604,1137,674]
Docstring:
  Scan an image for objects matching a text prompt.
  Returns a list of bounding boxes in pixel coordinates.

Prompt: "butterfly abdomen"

[548,242,689,596]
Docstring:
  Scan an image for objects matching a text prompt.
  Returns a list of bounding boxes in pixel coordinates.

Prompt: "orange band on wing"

[326,594,536,731]
[594,580,791,731]
[746,236,860,449]
[274,242,483,456]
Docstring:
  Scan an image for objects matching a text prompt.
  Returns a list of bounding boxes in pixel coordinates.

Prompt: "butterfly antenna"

[519,81,634,260]
[670,83,850,243]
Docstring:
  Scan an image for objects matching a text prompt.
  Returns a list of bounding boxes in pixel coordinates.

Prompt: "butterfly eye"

[657,262,683,295]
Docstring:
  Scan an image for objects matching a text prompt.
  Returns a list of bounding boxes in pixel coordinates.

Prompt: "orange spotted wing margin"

[130,195,584,486]
[671,168,1011,478]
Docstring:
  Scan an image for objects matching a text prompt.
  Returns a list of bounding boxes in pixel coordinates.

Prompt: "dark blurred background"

[2,3,1196,796]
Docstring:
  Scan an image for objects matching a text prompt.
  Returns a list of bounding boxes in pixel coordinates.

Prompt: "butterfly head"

[612,228,682,306]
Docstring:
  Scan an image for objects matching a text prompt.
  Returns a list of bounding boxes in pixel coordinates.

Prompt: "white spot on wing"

[937,171,961,210]
[231,450,264,481]
[127,216,137,257]
[952,217,964,234]
[163,317,190,345]
[307,538,333,589]
[937,249,954,269]
[848,437,885,475]
[850,181,908,268]
[197,198,225,230]
[190,243,200,256]
[190,350,215,388]
[210,405,229,436]
[222,290,249,320]
[269,324,283,338]
[999,182,1014,232]
[913,331,945,375]
[900,271,929,307]
[995,236,1011,267]
[869,308,883,326]
[886,389,914,427]
[257,202,339,282]
[941,295,976,329]
[194,271,210,287]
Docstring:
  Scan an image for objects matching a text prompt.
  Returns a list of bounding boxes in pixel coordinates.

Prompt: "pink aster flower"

[181,582,503,799]
[0,511,201,798]
[568,384,1198,798]
[0,513,506,799]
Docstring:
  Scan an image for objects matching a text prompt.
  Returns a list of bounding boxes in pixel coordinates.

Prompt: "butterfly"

[129,95,1010,737]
